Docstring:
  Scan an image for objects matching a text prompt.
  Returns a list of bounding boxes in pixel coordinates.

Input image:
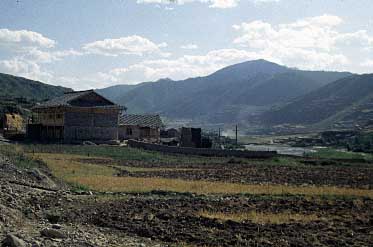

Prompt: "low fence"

[128,140,277,158]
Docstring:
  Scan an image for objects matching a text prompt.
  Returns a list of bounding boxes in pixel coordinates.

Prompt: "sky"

[0,0,372,90]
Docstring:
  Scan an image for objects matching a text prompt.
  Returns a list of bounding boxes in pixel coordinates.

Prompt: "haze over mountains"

[98,59,357,128]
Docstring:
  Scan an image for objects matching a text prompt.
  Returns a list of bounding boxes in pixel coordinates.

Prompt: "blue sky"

[0,0,372,89]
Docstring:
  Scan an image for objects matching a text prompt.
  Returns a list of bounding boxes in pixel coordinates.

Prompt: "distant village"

[0,90,215,149]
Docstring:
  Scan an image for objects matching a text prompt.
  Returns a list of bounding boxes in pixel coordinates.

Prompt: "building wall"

[119,125,160,141]
[64,110,119,142]
[180,127,201,148]
[119,125,141,140]
[27,124,64,141]
[33,111,64,126]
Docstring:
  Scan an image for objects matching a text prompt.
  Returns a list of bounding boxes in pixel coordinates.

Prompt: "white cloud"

[0,45,82,85]
[180,43,198,49]
[136,0,280,8]
[361,59,373,67]
[232,14,373,71]
[137,0,239,8]
[233,15,344,51]
[253,0,280,2]
[0,28,55,50]
[209,0,239,8]
[96,14,373,87]
[0,28,83,86]
[24,48,83,63]
[82,35,168,56]
[0,57,53,82]
[335,30,373,49]
[99,48,261,84]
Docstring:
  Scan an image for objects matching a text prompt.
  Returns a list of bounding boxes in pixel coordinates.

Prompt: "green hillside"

[262,74,373,127]
[0,73,72,116]
[0,73,71,101]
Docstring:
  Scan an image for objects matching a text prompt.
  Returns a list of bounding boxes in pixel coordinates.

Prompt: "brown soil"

[30,192,373,247]
[115,162,373,189]
[3,152,373,246]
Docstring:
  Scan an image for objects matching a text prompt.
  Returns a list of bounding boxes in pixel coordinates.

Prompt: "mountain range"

[262,73,373,128]
[98,59,358,129]
[1,60,372,132]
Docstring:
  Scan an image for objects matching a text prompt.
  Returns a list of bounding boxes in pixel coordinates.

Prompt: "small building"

[27,90,123,143]
[119,114,163,141]
[1,113,24,132]
[160,128,180,146]
[180,127,202,148]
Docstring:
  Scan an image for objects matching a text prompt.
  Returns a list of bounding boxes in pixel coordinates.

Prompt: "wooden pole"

[235,125,238,146]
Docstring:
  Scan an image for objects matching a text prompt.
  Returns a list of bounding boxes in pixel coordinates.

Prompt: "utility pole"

[218,128,221,146]
[235,125,238,147]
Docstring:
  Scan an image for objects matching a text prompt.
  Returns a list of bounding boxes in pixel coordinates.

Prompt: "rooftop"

[33,90,122,110]
[119,114,163,128]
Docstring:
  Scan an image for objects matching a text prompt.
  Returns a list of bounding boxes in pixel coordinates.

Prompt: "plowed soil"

[30,192,373,247]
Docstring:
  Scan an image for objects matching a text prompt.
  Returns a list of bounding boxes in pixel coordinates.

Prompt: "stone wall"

[128,140,277,158]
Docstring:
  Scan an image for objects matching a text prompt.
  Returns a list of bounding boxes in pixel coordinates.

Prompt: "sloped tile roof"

[119,114,163,128]
[33,90,121,110]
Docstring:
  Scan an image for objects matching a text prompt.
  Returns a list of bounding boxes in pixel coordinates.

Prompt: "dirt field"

[30,192,373,247]
[115,161,373,188]
[2,144,373,246]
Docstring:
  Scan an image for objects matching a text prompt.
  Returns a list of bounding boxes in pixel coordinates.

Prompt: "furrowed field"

[2,144,373,246]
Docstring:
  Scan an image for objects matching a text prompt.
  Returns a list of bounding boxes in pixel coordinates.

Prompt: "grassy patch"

[69,182,90,193]
[199,210,321,224]
[23,144,307,169]
[23,144,229,164]
[270,157,301,166]
[0,144,40,169]
[31,153,116,179]
[309,148,373,161]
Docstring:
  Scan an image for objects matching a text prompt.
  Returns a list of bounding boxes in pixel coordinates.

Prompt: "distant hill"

[96,84,139,101]
[0,73,71,101]
[262,74,373,128]
[100,59,352,124]
[0,73,72,115]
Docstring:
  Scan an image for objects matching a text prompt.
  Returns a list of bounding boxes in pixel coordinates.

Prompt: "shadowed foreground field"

[12,144,373,246]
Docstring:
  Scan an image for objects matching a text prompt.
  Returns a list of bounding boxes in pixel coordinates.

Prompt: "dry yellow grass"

[67,175,373,197]
[31,153,116,179]
[34,153,373,198]
[199,210,321,224]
